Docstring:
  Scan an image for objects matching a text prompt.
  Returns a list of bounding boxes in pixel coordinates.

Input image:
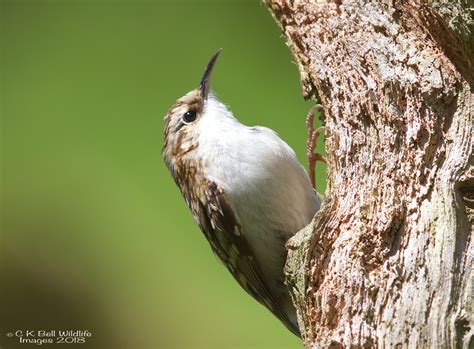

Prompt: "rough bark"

[263,1,473,348]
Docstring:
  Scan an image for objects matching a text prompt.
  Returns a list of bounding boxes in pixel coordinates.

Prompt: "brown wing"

[193,180,299,336]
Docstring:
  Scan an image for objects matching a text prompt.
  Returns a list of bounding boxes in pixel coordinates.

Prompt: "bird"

[162,48,322,336]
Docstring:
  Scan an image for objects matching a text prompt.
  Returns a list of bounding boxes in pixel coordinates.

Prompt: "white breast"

[195,97,321,292]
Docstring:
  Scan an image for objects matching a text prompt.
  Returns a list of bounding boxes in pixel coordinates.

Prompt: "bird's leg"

[306,104,327,189]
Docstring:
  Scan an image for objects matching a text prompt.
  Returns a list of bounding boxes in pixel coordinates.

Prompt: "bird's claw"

[306,104,327,189]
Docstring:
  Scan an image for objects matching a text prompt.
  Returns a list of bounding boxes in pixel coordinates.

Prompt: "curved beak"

[199,48,222,100]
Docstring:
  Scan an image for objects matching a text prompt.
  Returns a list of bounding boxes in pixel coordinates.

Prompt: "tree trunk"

[263,1,473,348]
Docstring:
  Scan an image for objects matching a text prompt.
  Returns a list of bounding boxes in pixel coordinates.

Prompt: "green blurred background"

[1,0,325,348]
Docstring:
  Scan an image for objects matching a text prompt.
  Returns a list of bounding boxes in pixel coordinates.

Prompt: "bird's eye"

[183,110,197,124]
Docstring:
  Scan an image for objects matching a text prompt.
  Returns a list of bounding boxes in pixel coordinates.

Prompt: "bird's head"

[162,49,224,169]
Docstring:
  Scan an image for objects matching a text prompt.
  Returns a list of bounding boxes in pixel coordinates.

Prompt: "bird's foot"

[306,104,327,189]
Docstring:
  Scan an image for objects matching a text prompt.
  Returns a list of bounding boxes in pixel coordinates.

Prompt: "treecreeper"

[162,49,324,336]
